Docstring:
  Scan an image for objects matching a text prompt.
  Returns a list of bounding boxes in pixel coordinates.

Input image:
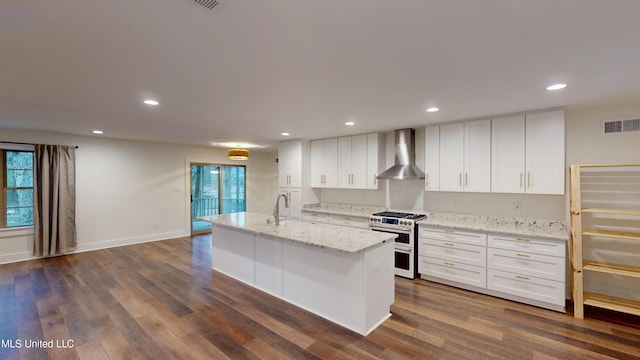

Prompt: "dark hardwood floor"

[1,234,639,359]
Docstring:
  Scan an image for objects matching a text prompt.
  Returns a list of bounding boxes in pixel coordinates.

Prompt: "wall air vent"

[602,118,640,135]
[193,0,225,11]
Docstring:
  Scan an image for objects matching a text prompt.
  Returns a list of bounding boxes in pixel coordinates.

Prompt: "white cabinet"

[310,133,383,190]
[418,227,487,288]
[525,110,565,194]
[278,140,302,188]
[338,134,367,188]
[491,110,565,194]
[487,234,566,309]
[302,211,368,229]
[424,126,440,191]
[301,211,329,224]
[327,214,369,229]
[439,123,464,192]
[439,119,491,192]
[491,115,526,193]
[310,138,338,188]
[366,133,384,189]
[278,188,302,220]
[419,225,567,312]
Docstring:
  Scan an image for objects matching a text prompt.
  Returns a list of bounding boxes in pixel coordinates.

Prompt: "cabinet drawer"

[419,238,486,267]
[419,226,487,246]
[419,256,486,288]
[487,248,564,281]
[488,234,565,257]
[328,215,355,226]
[302,212,329,224]
[487,269,564,306]
[347,218,369,229]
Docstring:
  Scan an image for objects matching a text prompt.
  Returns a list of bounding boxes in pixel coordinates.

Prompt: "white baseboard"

[0,252,38,265]
[75,231,188,253]
[0,231,190,265]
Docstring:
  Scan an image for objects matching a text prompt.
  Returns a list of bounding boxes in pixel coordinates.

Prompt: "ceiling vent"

[193,0,224,11]
[602,118,640,135]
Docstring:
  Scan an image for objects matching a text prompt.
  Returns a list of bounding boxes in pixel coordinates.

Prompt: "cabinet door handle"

[373,174,377,185]
[425,173,429,187]
[516,237,530,242]
[520,172,523,188]
[465,173,468,186]
[527,172,531,189]
[515,253,530,258]
[444,261,455,266]
[459,172,462,186]
[516,275,530,281]
[443,242,455,247]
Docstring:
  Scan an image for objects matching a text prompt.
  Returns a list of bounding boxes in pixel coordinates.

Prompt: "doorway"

[190,163,246,235]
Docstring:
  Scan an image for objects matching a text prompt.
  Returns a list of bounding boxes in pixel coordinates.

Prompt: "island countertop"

[199,212,397,253]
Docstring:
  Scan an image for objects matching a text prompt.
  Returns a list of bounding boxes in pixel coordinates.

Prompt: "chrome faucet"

[273,193,290,225]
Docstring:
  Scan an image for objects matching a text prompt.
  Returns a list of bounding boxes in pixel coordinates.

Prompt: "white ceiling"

[2,0,640,150]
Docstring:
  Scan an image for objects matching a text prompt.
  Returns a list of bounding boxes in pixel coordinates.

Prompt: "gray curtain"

[33,144,77,257]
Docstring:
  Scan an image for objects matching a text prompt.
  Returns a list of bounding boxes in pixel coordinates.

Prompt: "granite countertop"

[199,212,396,253]
[417,212,569,241]
[302,203,386,218]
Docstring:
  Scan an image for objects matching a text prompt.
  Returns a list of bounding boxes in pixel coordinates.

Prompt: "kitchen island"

[199,212,397,336]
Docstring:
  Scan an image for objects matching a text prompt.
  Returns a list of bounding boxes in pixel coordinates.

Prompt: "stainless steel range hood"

[377,128,425,180]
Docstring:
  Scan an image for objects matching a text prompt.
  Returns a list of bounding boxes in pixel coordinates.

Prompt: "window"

[2,150,34,228]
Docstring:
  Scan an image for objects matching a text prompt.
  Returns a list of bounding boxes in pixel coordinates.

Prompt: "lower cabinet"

[419,225,566,312]
[419,227,487,288]
[302,211,369,229]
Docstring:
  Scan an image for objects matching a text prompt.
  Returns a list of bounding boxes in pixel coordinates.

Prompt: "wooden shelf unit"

[570,164,640,319]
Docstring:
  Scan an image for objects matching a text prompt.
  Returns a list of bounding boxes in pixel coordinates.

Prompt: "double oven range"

[369,211,426,279]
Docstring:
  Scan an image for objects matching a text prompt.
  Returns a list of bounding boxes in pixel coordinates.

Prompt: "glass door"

[221,166,246,214]
[190,164,246,235]
[191,164,219,235]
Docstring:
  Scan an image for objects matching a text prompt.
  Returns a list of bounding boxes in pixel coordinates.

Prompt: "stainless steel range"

[369,211,426,279]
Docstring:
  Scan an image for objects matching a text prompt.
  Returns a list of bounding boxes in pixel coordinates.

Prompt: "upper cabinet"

[366,133,384,189]
[311,133,383,190]
[278,140,302,188]
[338,134,367,188]
[424,126,440,191]
[440,119,491,192]
[492,110,565,194]
[310,138,338,188]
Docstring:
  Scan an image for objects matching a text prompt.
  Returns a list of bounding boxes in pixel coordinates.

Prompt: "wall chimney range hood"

[377,128,425,180]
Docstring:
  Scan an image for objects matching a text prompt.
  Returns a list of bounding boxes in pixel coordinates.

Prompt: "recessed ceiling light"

[144,99,159,106]
[281,132,290,136]
[546,83,567,91]
[345,121,355,126]
[92,130,104,134]
[426,107,439,113]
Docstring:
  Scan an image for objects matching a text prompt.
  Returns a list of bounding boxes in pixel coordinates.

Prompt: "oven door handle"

[394,247,412,253]
[371,228,411,235]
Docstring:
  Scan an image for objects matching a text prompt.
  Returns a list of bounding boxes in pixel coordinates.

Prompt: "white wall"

[564,99,640,300]
[0,128,277,264]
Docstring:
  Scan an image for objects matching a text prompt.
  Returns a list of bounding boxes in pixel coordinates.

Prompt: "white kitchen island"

[199,212,397,336]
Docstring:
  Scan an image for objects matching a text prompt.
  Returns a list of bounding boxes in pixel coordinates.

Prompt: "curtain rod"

[0,141,79,149]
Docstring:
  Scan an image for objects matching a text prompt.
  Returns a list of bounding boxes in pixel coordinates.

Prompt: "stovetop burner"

[372,211,426,220]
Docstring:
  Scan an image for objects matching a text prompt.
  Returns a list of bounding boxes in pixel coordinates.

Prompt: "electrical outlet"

[452,199,457,208]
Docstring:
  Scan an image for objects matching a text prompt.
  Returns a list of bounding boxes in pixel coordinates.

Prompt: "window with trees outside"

[2,150,35,228]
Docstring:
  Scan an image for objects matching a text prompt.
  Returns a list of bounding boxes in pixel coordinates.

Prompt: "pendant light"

[228,148,249,160]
